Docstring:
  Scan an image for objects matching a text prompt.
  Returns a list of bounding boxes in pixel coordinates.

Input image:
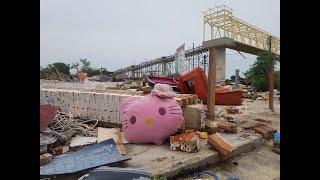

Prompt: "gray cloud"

[41,0,279,78]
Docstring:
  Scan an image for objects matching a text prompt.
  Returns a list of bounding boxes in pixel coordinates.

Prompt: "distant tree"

[79,58,91,72]
[245,51,279,91]
[52,62,70,75]
[40,65,57,79]
[86,67,101,77]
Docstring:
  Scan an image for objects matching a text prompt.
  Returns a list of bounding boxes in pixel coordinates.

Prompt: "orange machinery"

[177,67,243,105]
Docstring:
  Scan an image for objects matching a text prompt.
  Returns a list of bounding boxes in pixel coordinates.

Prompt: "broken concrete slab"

[122,132,262,178]
[97,127,128,155]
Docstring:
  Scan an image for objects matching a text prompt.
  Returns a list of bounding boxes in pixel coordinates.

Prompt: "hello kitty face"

[121,91,183,145]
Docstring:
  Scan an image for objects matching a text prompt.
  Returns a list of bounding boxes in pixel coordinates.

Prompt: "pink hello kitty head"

[121,85,183,145]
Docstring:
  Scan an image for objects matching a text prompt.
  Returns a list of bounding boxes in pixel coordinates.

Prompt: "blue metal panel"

[40,139,130,175]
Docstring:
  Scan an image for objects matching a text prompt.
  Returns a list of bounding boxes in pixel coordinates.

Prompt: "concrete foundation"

[122,132,263,178]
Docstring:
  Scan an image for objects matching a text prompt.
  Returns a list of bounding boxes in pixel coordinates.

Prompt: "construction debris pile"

[40,71,279,179]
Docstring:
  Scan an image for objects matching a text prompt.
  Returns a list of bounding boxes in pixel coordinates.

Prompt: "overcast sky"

[40,0,279,78]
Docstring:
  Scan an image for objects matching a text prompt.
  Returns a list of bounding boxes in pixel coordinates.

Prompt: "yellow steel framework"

[203,5,280,55]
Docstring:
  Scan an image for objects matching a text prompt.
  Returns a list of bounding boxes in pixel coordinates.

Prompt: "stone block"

[182,104,205,130]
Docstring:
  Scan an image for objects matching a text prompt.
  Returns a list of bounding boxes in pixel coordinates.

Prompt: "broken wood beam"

[217,121,237,133]
[207,133,234,156]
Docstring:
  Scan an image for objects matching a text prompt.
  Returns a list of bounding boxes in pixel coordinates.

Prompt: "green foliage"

[40,66,59,80]
[242,71,251,85]
[245,51,280,91]
[40,58,114,79]
[52,62,70,75]
[86,67,101,77]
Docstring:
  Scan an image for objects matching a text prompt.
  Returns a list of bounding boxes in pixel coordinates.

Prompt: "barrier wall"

[40,88,141,124]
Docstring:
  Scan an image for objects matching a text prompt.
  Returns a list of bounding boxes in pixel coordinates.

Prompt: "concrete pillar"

[216,48,226,82]
[162,62,168,76]
[235,69,240,89]
[131,70,135,78]
[207,48,217,120]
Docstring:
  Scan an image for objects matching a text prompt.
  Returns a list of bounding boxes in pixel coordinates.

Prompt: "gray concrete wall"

[40,88,141,124]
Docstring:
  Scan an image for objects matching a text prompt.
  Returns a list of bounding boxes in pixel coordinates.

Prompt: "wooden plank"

[207,133,233,156]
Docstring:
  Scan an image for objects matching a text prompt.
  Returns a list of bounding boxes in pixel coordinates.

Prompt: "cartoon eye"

[159,107,166,115]
[130,116,136,124]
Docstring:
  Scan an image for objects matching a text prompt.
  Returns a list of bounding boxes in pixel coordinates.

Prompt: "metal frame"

[203,5,280,55]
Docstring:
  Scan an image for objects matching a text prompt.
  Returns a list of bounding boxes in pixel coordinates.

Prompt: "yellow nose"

[144,118,155,127]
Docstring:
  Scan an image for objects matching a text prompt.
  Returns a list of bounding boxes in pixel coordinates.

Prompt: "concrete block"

[182,104,205,130]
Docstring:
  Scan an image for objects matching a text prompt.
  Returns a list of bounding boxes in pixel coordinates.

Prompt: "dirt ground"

[177,98,280,180]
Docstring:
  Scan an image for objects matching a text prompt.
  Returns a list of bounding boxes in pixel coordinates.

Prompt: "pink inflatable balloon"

[121,91,183,145]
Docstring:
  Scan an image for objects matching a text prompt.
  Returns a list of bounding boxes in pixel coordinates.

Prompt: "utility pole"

[192,43,195,69]
[203,54,207,75]
[235,69,240,89]
[268,36,275,112]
